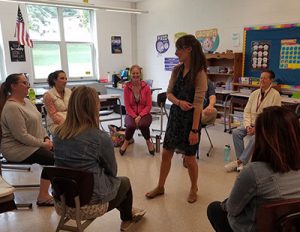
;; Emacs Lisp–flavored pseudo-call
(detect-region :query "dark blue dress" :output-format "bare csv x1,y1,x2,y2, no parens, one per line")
163,67,201,156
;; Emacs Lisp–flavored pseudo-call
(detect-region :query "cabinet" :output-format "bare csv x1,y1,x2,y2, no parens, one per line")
206,52,243,90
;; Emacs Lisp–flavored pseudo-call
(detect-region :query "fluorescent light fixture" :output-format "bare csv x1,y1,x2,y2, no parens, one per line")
105,9,142,14
0,0,149,14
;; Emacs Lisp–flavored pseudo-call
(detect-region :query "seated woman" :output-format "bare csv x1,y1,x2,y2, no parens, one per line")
43,70,71,134
119,65,154,155
0,74,54,206
53,86,146,231
207,106,300,232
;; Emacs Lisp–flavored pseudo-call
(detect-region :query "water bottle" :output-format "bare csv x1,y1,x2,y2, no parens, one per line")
28,88,36,104
224,145,231,162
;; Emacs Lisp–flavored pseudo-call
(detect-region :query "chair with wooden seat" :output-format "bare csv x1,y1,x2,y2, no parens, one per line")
43,166,108,232
196,124,214,159
256,198,300,232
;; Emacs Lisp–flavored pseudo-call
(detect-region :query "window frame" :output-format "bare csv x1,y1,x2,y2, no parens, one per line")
26,4,97,83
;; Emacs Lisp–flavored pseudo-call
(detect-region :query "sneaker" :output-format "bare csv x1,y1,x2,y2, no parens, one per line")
224,161,239,172
120,208,146,231
237,163,244,172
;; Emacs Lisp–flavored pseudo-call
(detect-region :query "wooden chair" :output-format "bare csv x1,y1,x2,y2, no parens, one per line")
256,198,300,232
43,166,108,232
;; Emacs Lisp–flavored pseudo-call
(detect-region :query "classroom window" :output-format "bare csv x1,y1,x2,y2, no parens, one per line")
27,5,96,82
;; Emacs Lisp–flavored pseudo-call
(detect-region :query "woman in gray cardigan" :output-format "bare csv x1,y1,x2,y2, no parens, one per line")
0,73,54,206
53,86,146,231
207,106,300,232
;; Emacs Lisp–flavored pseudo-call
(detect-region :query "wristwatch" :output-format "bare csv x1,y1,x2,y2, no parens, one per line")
191,129,199,134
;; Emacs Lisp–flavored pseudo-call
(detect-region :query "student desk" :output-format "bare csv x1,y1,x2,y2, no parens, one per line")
99,94,123,127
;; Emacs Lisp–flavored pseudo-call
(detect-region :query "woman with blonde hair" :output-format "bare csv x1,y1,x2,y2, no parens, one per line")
54,86,146,231
119,64,154,156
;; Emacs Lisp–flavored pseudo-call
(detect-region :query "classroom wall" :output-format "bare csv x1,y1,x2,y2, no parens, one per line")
136,0,300,95
0,0,135,82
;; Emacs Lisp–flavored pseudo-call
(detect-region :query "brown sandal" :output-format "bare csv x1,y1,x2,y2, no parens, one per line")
145,187,165,199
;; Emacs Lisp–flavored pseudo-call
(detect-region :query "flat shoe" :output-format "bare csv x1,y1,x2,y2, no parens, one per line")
37,198,54,207
145,187,164,199
119,147,127,156
148,148,155,156
187,192,197,204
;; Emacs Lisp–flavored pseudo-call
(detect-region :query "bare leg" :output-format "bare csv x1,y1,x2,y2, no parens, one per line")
146,148,173,198
37,178,52,201
185,155,198,203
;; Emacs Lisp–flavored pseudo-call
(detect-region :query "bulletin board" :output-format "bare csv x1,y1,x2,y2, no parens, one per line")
243,24,300,86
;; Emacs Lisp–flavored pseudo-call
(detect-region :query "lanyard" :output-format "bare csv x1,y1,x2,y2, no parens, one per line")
256,88,271,112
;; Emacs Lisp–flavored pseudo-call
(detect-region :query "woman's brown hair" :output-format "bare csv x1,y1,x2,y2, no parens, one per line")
175,34,207,83
55,86,99,139
251,106,300,172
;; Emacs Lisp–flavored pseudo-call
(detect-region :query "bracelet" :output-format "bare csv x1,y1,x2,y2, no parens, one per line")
43,136,50,142
191,129,199,134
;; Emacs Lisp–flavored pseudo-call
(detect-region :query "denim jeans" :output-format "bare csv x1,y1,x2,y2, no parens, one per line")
232,127,255,163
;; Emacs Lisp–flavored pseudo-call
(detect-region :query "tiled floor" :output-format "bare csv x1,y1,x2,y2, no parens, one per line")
0,116,239,232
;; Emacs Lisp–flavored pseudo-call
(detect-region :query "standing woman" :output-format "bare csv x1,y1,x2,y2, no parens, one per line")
0,74,54,206
43,70,72,134
119,65,154,156
146,35,207,203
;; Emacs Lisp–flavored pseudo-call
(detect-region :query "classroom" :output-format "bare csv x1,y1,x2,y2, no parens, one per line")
0,0,300,232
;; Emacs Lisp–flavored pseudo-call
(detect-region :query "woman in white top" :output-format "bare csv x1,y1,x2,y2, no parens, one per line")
43,70,71,134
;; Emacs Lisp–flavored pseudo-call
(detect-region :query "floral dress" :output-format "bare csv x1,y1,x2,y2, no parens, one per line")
163,67,202,155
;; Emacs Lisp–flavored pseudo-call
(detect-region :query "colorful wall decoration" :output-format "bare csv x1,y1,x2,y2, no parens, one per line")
243,23,300,85
195,28,219,53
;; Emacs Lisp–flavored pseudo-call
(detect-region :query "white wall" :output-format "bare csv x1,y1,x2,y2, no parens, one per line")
136,0,300,96
0,0,135,82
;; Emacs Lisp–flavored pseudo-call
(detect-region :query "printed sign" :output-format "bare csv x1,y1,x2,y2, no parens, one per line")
279,39,300,69
111,36,122,54
195,28,220,53
9,41,26,62
251,41,270,70
164,57,179,71
156,34,169,54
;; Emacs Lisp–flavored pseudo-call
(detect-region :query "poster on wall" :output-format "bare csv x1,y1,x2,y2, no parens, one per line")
279,39,300,69
9,41,26,62
164,57,179,71
111,36,122,54
174,32,187,42
195,28,219,53
156,34,169,54
250,41,270,70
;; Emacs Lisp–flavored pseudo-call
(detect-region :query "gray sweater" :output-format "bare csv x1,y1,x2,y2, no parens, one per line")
53,128,121,204
1,98,47,162
225,162,300,232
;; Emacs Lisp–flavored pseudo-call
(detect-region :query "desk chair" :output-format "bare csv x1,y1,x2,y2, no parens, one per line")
150,92,168,153
196,124,214,159
43,166,108,232
256,198,300,232
0,175,16,213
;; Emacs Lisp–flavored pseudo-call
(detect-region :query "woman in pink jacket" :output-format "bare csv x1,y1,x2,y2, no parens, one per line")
119,65,155,156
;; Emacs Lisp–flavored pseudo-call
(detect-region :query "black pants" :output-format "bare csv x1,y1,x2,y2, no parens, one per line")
22,148,54,179
107,176,133,221
207,201,233,232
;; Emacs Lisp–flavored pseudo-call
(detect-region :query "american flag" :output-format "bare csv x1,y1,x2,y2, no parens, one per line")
15,6,33,48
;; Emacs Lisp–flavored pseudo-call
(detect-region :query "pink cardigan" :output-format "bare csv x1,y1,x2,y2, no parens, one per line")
124,81,152,118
